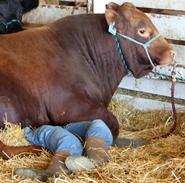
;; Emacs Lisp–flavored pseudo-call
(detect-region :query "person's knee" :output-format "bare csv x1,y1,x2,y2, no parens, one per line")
24,125,84,156
56,133,83,156
86,119,113,146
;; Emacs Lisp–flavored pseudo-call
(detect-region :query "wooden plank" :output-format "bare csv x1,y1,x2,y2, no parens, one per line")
24,3,185,42
113,93,185,111
119,75,185,100
87,0,93,13
23,5,87,24
172,44,185,64
43,0,58,4
150,45,184,66
59,0,87,7
93,0,185,13
147,14,185,41
59,0,87,2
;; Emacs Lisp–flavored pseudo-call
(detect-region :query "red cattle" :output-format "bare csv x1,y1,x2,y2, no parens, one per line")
0,3,173,180
0,2,174,179
0,2,174,139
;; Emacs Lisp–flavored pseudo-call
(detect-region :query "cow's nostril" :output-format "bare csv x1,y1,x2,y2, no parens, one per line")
170,50,176,58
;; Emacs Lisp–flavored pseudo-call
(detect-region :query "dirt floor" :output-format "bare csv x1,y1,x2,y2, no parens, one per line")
0,100,184,183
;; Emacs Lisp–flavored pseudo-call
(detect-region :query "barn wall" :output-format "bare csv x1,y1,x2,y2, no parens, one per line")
23,0,92,24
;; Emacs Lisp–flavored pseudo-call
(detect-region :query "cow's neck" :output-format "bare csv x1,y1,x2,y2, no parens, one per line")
79,14,128,105
53,14,127,105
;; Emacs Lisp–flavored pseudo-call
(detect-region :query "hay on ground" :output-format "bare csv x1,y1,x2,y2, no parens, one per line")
0,100,184,183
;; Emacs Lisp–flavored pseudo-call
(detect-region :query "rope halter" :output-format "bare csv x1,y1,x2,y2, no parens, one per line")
108,22,178,136
0,19,21,33
108,22,160,70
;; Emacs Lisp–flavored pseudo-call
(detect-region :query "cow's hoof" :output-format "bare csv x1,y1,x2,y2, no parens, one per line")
114,138,148,148
65,156,95,173
15,168,50,182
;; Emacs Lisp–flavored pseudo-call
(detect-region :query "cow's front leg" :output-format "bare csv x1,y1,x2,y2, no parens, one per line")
15,151,71,182
0,140,42,160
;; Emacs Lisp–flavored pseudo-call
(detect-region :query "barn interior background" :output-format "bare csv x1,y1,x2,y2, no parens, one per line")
23,0,93,24
0,0,185,183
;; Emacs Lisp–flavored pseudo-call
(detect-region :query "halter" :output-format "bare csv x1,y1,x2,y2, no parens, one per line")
108,22,160,71
109,22,179,136
0,19,22,33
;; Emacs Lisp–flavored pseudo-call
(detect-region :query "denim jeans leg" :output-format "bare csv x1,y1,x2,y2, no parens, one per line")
64,121,91,139
24,125,83,156
85,119,113,146
64,119,113,146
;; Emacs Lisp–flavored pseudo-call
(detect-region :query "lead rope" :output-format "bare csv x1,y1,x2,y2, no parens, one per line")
169,62,177,134
162,62,177,137
114,35,178,137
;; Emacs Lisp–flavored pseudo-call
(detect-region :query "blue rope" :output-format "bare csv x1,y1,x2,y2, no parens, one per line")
1,19,21,29
116,32,160,69
152,71,185,83
114,35,185,83
109,23,185,83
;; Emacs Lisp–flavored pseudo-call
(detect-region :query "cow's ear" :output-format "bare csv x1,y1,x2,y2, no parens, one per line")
105,9,119,25
105,2,119,11
20,0,39,13
122,2,136,10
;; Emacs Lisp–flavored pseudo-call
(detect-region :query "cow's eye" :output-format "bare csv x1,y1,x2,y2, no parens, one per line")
138,28,146,35
137,27,150,38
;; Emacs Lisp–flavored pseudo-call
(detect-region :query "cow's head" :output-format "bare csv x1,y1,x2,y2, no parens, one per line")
0,0,38,34
105,2,175,78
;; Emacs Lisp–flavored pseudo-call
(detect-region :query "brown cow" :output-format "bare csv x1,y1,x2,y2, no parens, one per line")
0,2,174,181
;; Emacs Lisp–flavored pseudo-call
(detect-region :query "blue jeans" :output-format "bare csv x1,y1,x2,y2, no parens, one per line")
24,119,113,156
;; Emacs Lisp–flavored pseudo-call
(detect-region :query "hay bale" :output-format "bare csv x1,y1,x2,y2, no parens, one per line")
0,100,184,183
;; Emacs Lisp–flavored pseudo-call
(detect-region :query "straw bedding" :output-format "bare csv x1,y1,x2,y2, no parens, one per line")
0,100,184,183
